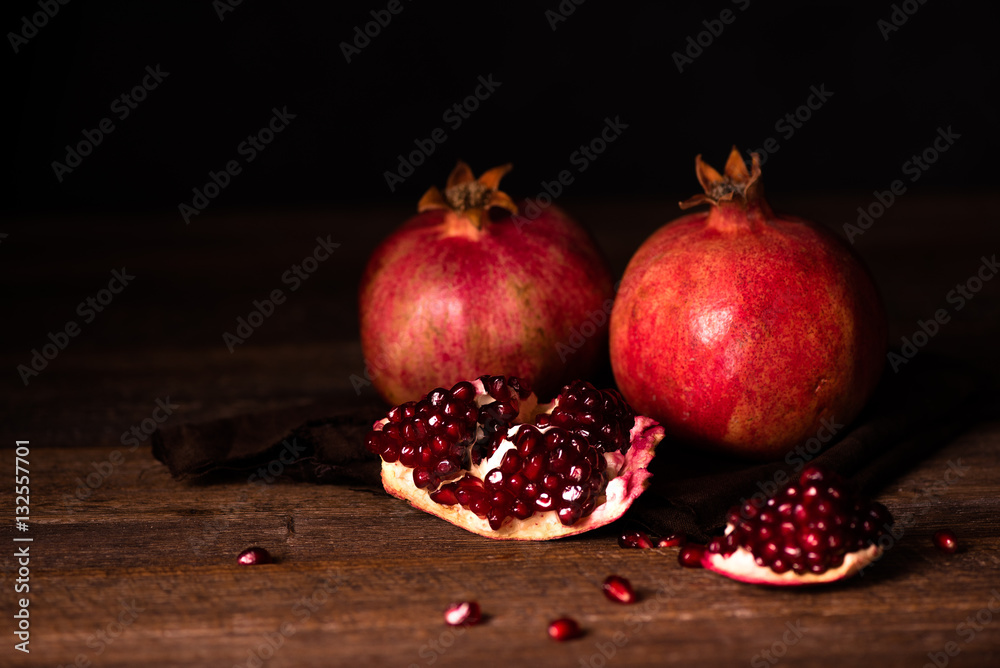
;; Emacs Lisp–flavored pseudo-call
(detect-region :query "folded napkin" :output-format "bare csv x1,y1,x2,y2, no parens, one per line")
152,355,986,541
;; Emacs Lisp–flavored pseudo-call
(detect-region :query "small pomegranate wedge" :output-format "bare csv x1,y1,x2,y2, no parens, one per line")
702,465,893,585
366,375,664,540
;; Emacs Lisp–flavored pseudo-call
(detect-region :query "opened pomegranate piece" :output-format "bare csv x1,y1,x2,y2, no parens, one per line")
702,465,893,585
366,375,663,540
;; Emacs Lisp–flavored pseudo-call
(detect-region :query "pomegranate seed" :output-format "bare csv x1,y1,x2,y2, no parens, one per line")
430,486,459,506
658,534,686,548
443,601,482,626
547,617,582,641
933,529,959,554
618,530,655,549
678,545,705,568
237,547,272,565
601,575,637,604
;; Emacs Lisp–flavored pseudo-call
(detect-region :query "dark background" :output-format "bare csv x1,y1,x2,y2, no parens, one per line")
3,0,999,397
7,0,998,212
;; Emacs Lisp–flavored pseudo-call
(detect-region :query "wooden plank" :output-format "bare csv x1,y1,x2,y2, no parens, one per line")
4,421,999,667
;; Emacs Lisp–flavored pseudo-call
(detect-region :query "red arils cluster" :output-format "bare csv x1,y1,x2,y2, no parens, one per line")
709,465,893,575
366,376,530,492
432,424,608,529
536,380,635,453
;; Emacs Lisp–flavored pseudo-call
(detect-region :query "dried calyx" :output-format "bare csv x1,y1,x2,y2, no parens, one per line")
417,161,518,230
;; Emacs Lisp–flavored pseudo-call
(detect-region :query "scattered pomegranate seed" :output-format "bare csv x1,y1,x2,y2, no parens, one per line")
547,617,582,641
933,529,959,554
237,547,272,565
601,575,637,604
678,545,705,568
658,534,686,548
443,601,482,626
618,530,655,549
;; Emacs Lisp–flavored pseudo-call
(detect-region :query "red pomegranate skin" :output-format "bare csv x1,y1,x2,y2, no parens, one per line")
360,205,614,405
610,161,886,459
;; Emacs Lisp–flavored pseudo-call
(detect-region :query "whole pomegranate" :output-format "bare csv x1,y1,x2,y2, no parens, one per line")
610,149,886,459
360,162,614,404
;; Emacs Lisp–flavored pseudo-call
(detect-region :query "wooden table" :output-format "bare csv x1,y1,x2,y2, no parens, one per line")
2,195,998,666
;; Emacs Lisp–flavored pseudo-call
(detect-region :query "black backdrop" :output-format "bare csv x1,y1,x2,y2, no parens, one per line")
7,0,999,214
4,0,1000,372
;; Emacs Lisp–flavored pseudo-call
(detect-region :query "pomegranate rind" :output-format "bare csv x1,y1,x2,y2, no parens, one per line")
378,415,663,540
700,524,883,585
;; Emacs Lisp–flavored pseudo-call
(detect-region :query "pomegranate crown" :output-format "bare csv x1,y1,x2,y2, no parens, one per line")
679,147,765,210
418,161,519,229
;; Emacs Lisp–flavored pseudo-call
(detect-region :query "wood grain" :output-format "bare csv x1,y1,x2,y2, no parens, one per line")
1,395,998,667
1,197,998,666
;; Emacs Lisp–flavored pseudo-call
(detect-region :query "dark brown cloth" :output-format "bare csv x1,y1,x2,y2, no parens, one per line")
152,355,988,541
